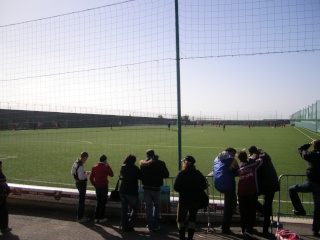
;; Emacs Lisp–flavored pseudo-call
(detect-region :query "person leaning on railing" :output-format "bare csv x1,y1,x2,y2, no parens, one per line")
248,146,279,237
288,140,320,237
212,147,239,234
139,149,169,232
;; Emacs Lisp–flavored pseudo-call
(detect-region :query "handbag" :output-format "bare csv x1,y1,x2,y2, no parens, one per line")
109,179,121,201
198,190,209,210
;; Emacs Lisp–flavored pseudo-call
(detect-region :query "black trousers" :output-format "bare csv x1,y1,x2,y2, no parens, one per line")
256,191,275,232
0,197,9,230
239,193,258,234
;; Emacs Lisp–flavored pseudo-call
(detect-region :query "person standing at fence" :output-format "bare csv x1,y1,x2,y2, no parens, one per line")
90,154,114,224
71,151,90,223
288,140,320,237
248,146,279,236
139,149,169,232
0,161,11,234
119,154,142,231
174,156,207,240
237,150,262,238
213,147,239,234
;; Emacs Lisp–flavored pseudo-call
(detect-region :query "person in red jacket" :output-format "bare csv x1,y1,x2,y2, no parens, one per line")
237,150,262,238
90,154,114,223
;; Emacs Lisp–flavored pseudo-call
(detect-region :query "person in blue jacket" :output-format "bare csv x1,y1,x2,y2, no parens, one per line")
213,147,239,234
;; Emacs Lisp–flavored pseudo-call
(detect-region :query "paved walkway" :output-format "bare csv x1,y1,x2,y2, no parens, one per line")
0,204,316,240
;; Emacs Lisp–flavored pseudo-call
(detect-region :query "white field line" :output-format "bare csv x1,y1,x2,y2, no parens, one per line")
106,144,246,150
302,127,320,138
11,178,75,187
0,155,17,160
294,127,316,140
80,140,93,144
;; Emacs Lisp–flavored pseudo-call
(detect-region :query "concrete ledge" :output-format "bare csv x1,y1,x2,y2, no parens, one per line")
7,183,311,225
7,183,224,217
9,183,96,204
8,183,121,215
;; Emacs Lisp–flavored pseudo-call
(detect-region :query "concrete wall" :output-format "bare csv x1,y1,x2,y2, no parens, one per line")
0,109,176,130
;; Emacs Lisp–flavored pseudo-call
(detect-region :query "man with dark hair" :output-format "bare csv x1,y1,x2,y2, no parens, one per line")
119,154,142,231
289,140,320,237
248,146,279,236
71,151,90,223
140,149,169,232
90,154,114,224
213,147,239,234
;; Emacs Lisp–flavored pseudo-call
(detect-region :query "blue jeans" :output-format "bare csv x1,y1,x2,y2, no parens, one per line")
94,186,108,220
76,181,87,219
144,189,160,229
289,181,320,232
120,194,139,230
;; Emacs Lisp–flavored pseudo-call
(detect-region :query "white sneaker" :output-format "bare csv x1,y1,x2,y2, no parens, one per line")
99,218,108,223
77,217,90,223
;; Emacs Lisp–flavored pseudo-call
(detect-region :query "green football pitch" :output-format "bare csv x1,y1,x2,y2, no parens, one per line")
0,125,319,192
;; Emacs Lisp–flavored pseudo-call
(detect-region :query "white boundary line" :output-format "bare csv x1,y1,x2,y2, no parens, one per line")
0,155,17,160
294,127,316,140
11,178,75,187
301,128,320,137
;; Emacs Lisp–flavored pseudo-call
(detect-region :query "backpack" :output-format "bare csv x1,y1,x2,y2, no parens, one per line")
71,160,82,180
276,229,301,240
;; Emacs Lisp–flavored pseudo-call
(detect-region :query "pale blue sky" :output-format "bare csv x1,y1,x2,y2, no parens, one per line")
0,0,319,120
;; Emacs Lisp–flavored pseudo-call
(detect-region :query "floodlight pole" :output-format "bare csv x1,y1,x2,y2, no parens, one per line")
175,0,182,170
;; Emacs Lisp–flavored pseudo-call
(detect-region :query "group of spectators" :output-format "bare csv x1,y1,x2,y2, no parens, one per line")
70,150,170,231
70,149,208,240
1,140,320,239
68,141,320,239
212,146,279,238
212,140,320,238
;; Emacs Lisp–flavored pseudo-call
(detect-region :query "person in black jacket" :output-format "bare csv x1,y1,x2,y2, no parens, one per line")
119,154,142,231
289,140,320,237
140,149,169,232
0,161,11,234
174,156,207,240
248,146,279,236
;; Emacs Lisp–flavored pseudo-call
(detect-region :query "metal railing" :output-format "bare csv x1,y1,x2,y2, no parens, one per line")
137,176,224,218
277,174,313,227
136,174,313,225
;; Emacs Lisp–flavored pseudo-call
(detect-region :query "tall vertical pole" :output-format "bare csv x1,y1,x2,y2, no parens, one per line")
316,101,318,132
175,0,182,170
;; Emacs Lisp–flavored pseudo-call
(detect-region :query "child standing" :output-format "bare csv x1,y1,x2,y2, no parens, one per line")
237,150,262,238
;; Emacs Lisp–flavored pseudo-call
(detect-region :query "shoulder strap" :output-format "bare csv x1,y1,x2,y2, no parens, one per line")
73,160,82,180
115,179,120,191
